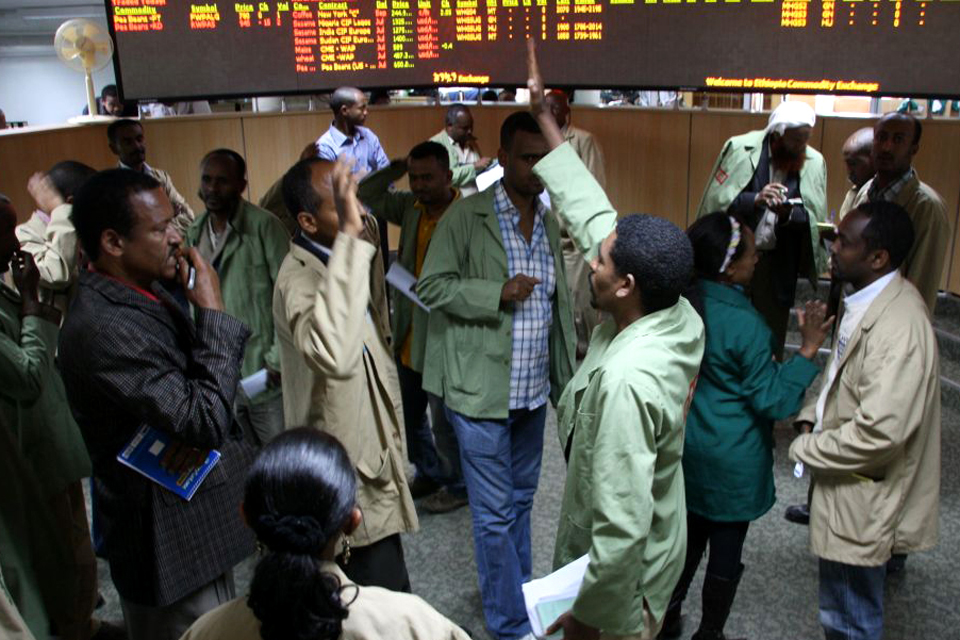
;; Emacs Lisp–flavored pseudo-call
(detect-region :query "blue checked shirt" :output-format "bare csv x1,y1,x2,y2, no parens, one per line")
317,123,389,178
493,181,556,410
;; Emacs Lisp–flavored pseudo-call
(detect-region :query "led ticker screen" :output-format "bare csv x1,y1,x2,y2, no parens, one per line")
107,0,959,100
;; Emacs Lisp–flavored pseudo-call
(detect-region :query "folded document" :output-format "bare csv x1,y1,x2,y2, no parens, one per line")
522,554,590,638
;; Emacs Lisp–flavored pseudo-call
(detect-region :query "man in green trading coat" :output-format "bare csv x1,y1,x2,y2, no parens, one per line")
186,149,290,446
0,200,94,640
696,102,827,357
526,43,705,640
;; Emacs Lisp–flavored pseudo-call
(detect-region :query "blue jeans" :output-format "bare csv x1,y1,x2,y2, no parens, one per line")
819,558,886,640
446,405,547,640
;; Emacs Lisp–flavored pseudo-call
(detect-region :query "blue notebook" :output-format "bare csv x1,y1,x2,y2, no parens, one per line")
117,425,220,501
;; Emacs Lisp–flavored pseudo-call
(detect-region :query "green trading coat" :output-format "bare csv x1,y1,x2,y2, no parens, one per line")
684,280,818,522
357,163,460,373
417,184,577,421
534,143,706,636
186,199,290,404
696,129,828,278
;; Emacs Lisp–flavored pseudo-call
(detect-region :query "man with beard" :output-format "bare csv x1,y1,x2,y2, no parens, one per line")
185,149,290,446
850,112,949,315
430,104,492,197
417,111,577,640
357,141,468,513
696,102,827,357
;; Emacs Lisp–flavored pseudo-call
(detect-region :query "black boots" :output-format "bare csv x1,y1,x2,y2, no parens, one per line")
690,564,745,640
658,599,684,638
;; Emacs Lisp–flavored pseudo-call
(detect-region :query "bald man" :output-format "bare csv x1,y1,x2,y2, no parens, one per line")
838,127,874,220
430,104,492,197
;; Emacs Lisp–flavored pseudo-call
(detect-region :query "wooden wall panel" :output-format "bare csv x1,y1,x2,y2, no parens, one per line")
239,111,328,203
4,108,960,296
573,108,691,230
0,125,115,221
140,116,245,217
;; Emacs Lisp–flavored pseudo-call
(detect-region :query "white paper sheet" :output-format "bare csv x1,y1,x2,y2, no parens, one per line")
521,554,590,637
476,163,504,192
240,369,269,399
386,261,430,312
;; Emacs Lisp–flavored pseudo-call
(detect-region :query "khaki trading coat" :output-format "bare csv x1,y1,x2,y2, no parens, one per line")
273,232,418,548
789,274,940,567
852,172,950,315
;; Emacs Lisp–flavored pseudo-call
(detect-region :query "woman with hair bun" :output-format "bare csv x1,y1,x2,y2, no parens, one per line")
179,428,470,640
658,212,832,640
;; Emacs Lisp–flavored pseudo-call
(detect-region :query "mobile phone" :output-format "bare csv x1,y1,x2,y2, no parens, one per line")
787,197,804,206
187,266,197,291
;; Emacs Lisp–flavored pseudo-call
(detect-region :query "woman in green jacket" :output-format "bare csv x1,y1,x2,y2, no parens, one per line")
660,212,832,640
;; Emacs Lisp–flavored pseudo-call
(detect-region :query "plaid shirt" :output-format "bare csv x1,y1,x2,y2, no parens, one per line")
868,167,915,203
494,181,556,410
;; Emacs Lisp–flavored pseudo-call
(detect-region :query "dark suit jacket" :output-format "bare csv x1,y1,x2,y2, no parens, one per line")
58,270,255,606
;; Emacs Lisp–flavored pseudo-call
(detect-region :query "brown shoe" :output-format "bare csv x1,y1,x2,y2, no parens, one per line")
423,487,469,514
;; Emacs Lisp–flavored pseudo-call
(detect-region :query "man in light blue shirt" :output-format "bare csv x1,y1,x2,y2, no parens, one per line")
317,87,390,262
316,87,389,178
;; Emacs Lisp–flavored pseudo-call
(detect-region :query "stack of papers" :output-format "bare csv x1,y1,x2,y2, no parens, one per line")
521,554,590,638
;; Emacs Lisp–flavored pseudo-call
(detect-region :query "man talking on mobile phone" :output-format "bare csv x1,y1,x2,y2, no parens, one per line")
57,169,256,640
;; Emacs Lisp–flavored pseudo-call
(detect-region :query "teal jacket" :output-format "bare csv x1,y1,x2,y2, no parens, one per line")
535,143,706,636
186,199,290,403
358,163,460,373
685,280,818,522
696,129,828,278
417,185,577,420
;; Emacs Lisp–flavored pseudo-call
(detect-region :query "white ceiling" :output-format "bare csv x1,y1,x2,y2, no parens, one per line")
0,1,108,56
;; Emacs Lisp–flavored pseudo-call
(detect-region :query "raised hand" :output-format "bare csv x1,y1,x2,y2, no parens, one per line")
332,156,364,238
27,172,64,214
526,38,564,149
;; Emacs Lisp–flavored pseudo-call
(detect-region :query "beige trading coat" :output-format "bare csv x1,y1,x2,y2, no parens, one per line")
179,562,470,640
789,274,940,566
852,172,950,315
272,232,418,548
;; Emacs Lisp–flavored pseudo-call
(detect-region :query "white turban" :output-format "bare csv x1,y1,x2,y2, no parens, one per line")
766,101,816,136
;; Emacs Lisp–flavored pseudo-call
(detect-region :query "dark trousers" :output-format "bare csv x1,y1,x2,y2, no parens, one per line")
396,361,464,492
673,512,750,602
338,533,411,593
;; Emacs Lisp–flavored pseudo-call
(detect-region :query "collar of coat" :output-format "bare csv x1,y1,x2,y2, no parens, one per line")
186,198,258,246
699,279,751,309
78,269,196,340
833,271,906,371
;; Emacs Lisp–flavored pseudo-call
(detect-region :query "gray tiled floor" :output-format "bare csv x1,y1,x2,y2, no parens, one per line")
91,402,960,640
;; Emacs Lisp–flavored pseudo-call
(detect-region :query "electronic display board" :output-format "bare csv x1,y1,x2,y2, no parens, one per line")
107,0,960,101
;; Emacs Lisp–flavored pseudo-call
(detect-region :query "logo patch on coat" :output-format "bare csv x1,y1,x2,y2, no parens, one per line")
715,168,729,185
